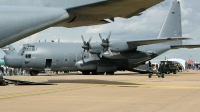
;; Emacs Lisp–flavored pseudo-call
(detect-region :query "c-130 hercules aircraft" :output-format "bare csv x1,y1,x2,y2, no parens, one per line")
3,1,200,76
0,0,164,47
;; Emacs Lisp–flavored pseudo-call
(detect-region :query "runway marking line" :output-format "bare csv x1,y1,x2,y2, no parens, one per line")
107,84,200,89
0,84,104,100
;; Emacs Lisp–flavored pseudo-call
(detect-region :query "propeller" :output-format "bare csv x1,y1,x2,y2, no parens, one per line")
81,35,92,59
99,31,113,57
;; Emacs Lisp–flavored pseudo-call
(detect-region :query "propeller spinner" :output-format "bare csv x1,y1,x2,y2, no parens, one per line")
99,32,113,57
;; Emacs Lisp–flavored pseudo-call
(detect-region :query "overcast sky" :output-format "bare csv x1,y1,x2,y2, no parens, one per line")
1,0,200,63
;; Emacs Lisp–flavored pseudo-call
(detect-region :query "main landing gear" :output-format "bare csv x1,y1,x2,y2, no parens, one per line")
30,70,39,76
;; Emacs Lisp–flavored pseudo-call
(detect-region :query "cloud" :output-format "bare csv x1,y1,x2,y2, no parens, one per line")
1,0,200,62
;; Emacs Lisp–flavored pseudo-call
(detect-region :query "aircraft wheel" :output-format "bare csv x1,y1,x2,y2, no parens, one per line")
82,71,90,75
91,71,97,75
0,70,4,86
30,70,39,76
0,80,5,86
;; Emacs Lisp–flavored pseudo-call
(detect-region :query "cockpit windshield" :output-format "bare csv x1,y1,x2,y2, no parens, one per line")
21,44,36,56
25,45,36,51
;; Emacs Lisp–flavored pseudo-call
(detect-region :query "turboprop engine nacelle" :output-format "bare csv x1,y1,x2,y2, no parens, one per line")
75,58,98,71
75,58,117,72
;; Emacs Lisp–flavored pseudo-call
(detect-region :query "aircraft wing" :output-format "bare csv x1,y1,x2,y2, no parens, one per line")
59,0,164,27
127,38,190,48
171,45,200,49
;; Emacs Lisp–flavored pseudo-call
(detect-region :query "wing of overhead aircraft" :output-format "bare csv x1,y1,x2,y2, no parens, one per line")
58,0,164,27
0,0,164,47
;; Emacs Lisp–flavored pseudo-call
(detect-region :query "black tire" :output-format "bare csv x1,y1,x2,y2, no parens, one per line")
173,70,177,74
97,72,105,75
148,73,152,78
161,73,165,78
0,79,5,86
91,71,97,75
30,70,39,76
82,71,90,75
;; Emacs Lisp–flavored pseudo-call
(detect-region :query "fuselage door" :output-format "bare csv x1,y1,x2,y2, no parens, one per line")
45,59,52,68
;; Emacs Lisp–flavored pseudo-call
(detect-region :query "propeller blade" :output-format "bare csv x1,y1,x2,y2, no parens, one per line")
88,36,92,43
81,35,85,43
58,38,60,42
99,33,103,41
108,47,113,56
80,50,83,58
106,31,111,41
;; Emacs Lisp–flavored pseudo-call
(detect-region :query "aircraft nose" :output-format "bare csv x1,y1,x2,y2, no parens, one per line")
4,55,23,68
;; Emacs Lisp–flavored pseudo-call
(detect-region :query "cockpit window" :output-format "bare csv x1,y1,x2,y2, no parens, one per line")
25,54,31,58
26,46,36,51
21,47,26,55
21,44,36,55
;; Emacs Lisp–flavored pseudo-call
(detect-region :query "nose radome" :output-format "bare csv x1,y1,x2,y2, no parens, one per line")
4,55,23,68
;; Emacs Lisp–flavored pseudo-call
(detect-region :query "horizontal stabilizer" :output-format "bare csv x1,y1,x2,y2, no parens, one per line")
171,45,200,49
127,37,190,47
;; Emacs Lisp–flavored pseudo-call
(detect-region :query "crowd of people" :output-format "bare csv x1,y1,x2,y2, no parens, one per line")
0,65,29,76
188,63,200,70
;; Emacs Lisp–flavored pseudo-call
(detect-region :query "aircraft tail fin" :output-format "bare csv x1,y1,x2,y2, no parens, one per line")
158,0,182,45
2,45,17,55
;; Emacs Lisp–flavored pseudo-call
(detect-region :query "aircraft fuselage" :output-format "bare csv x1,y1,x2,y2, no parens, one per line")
4,42,170,72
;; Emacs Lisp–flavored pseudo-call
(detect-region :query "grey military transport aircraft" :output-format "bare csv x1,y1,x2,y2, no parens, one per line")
2,1,200,76
0,0,164,47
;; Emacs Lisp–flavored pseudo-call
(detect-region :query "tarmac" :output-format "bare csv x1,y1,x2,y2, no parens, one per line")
1,70,200,112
